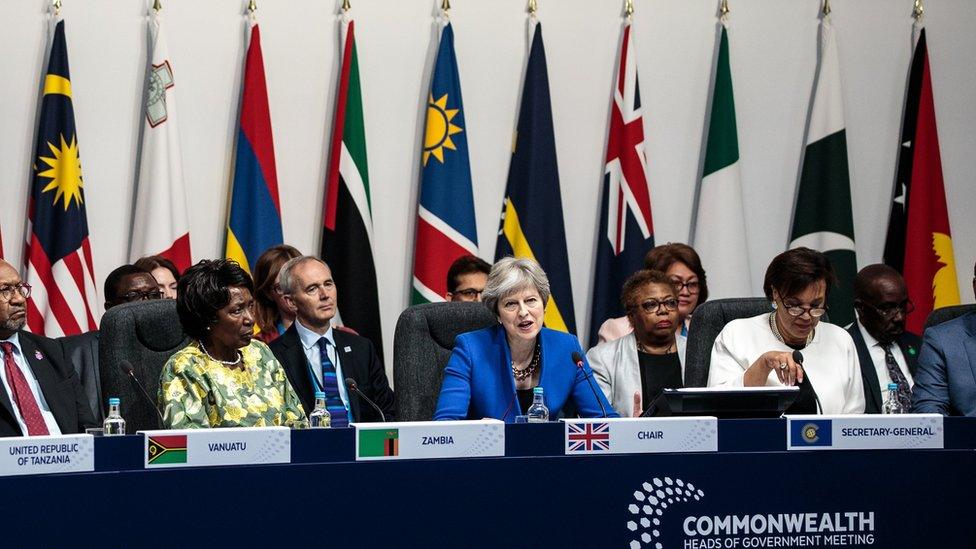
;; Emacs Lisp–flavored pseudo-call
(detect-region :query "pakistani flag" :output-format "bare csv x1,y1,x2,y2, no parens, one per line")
322,17,383,358
789,18,856,327
690,23,751,298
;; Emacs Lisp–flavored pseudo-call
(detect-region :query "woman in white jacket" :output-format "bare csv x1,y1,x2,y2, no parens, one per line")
587,270,685,417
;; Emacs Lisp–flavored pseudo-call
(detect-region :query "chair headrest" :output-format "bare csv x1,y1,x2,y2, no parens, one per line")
101,299,185,352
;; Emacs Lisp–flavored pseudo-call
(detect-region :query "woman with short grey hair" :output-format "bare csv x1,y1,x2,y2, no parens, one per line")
434,257,617,422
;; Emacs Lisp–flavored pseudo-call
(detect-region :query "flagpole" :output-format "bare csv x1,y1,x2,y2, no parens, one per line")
625,0,634,20
153,0,161,12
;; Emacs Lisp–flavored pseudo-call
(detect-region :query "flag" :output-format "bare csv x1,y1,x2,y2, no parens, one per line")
566,422,611,453
789,17,856,327
129,13,192,272
24,19,99,337
358,428,399,458
495,22,576,334
147,434,187,464
884,26,959,333
323,18,383,356
225,22,282,274
411,22,478,305
588,22,655,346
690,23,751,299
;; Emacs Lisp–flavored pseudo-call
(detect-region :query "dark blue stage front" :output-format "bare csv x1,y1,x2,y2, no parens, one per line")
2,419,974,547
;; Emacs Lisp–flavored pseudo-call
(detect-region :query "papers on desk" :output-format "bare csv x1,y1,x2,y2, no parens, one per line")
0,434,94,476
786,414,944,450
353,419,504,461
560,417,718,455
138,426,290,468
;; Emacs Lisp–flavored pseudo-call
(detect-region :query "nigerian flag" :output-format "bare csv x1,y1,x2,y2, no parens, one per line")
690,22,751,299
789,17,856,327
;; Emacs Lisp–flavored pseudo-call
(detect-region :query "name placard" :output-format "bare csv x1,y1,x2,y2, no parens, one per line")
561,417,718,455
0,434,94,477
786,414,943,450
139,427,291,468
354,420,504,461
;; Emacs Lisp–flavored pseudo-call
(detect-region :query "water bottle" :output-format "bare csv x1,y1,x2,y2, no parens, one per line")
103,397,126,435
526,387,549,423
882,383,905,414
308,391,331,428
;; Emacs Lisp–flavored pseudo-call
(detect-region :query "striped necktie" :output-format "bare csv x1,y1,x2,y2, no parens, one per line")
318,337,349,428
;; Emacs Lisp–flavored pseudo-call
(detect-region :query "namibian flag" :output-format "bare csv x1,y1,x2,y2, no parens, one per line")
495,22,576,335
359,428,398,458
225,22,283,274
147,435,187,464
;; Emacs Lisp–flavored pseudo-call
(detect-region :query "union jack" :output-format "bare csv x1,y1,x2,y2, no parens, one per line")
567,422,611,452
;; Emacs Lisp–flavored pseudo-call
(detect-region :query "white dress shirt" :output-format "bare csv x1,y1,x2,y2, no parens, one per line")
294,320,352,414
856,318,914,396
0,333,62,435
707,313,865,414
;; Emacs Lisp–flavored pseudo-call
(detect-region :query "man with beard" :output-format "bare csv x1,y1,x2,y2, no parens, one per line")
848,264,921,414
0,259,96,436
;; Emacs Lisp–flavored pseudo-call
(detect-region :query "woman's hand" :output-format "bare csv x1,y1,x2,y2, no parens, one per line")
744,351,804,387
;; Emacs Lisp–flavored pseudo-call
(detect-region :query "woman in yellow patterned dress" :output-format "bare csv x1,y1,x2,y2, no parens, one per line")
159,259,307,428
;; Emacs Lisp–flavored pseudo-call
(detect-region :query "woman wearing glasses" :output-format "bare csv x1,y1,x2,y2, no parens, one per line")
587,270,684,417
708,248,864,414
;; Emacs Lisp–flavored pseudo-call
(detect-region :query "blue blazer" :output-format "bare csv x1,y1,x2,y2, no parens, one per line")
911,312,976,416
434,325,618,422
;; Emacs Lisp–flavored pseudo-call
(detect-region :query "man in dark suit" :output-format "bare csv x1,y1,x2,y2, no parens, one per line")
848,264,921,413
912,261,976,416
0,259,96,437
58,265,162,421
270,256,394,425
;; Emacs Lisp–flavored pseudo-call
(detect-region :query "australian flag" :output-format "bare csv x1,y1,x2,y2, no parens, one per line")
24,19,99,337
588,23,655,347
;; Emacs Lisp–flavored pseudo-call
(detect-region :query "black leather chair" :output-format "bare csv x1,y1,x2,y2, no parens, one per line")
684,298,774,387
924,304,976,330
99,300,189,432
393,302,497,421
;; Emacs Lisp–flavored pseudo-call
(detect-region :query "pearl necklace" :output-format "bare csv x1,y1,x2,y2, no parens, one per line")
199,341,242,366
768,312,813,347
637,339,675,355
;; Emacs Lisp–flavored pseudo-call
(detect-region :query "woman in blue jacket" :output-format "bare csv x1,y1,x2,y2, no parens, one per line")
434,257,618,422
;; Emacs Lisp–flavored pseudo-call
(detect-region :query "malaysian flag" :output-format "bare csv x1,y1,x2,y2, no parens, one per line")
25,19,99,337
567,422,611,453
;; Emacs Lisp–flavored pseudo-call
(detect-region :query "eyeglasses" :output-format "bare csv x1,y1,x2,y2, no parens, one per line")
0,283,31,302
863,299,915,318
669,278,700,294
636,298,678,313
782,304,828,318
120,289,163,302
454,288,484,300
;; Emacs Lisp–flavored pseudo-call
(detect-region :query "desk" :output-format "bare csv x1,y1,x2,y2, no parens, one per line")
2,418,974,547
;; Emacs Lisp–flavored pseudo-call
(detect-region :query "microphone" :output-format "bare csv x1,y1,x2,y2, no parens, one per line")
345,378,386,422
791,350,823,414
120,360,165,428
572,352,607,418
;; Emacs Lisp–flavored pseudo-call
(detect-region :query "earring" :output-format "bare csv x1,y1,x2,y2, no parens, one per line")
771,302,778,310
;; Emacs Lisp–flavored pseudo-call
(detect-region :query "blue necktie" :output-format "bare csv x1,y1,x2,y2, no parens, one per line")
318,337,350,427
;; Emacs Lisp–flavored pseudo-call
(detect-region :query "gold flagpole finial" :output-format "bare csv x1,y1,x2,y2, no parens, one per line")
720,0,730,18
913,0,924,21
53,0,62,15
822,0,831,16
342,0,351,13
441,0,451,13
528,0,538,16
625,0,634,19
247,0,257,14
153,0,162,13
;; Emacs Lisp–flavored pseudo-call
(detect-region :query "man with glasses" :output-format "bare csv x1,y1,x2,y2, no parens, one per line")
445,255,491,302
0,259,96,437
848,265,920,414
59,265,161,421
912,260,976,416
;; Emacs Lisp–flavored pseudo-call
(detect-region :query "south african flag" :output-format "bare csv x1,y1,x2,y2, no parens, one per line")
147,434,187,464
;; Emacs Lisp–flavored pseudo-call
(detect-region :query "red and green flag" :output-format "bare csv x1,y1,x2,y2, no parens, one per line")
147,435,187,464
359,428,399,458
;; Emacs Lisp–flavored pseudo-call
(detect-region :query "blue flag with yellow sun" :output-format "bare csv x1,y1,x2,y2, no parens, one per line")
25,18,100,336
495,22,576,334
411,22,479,304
